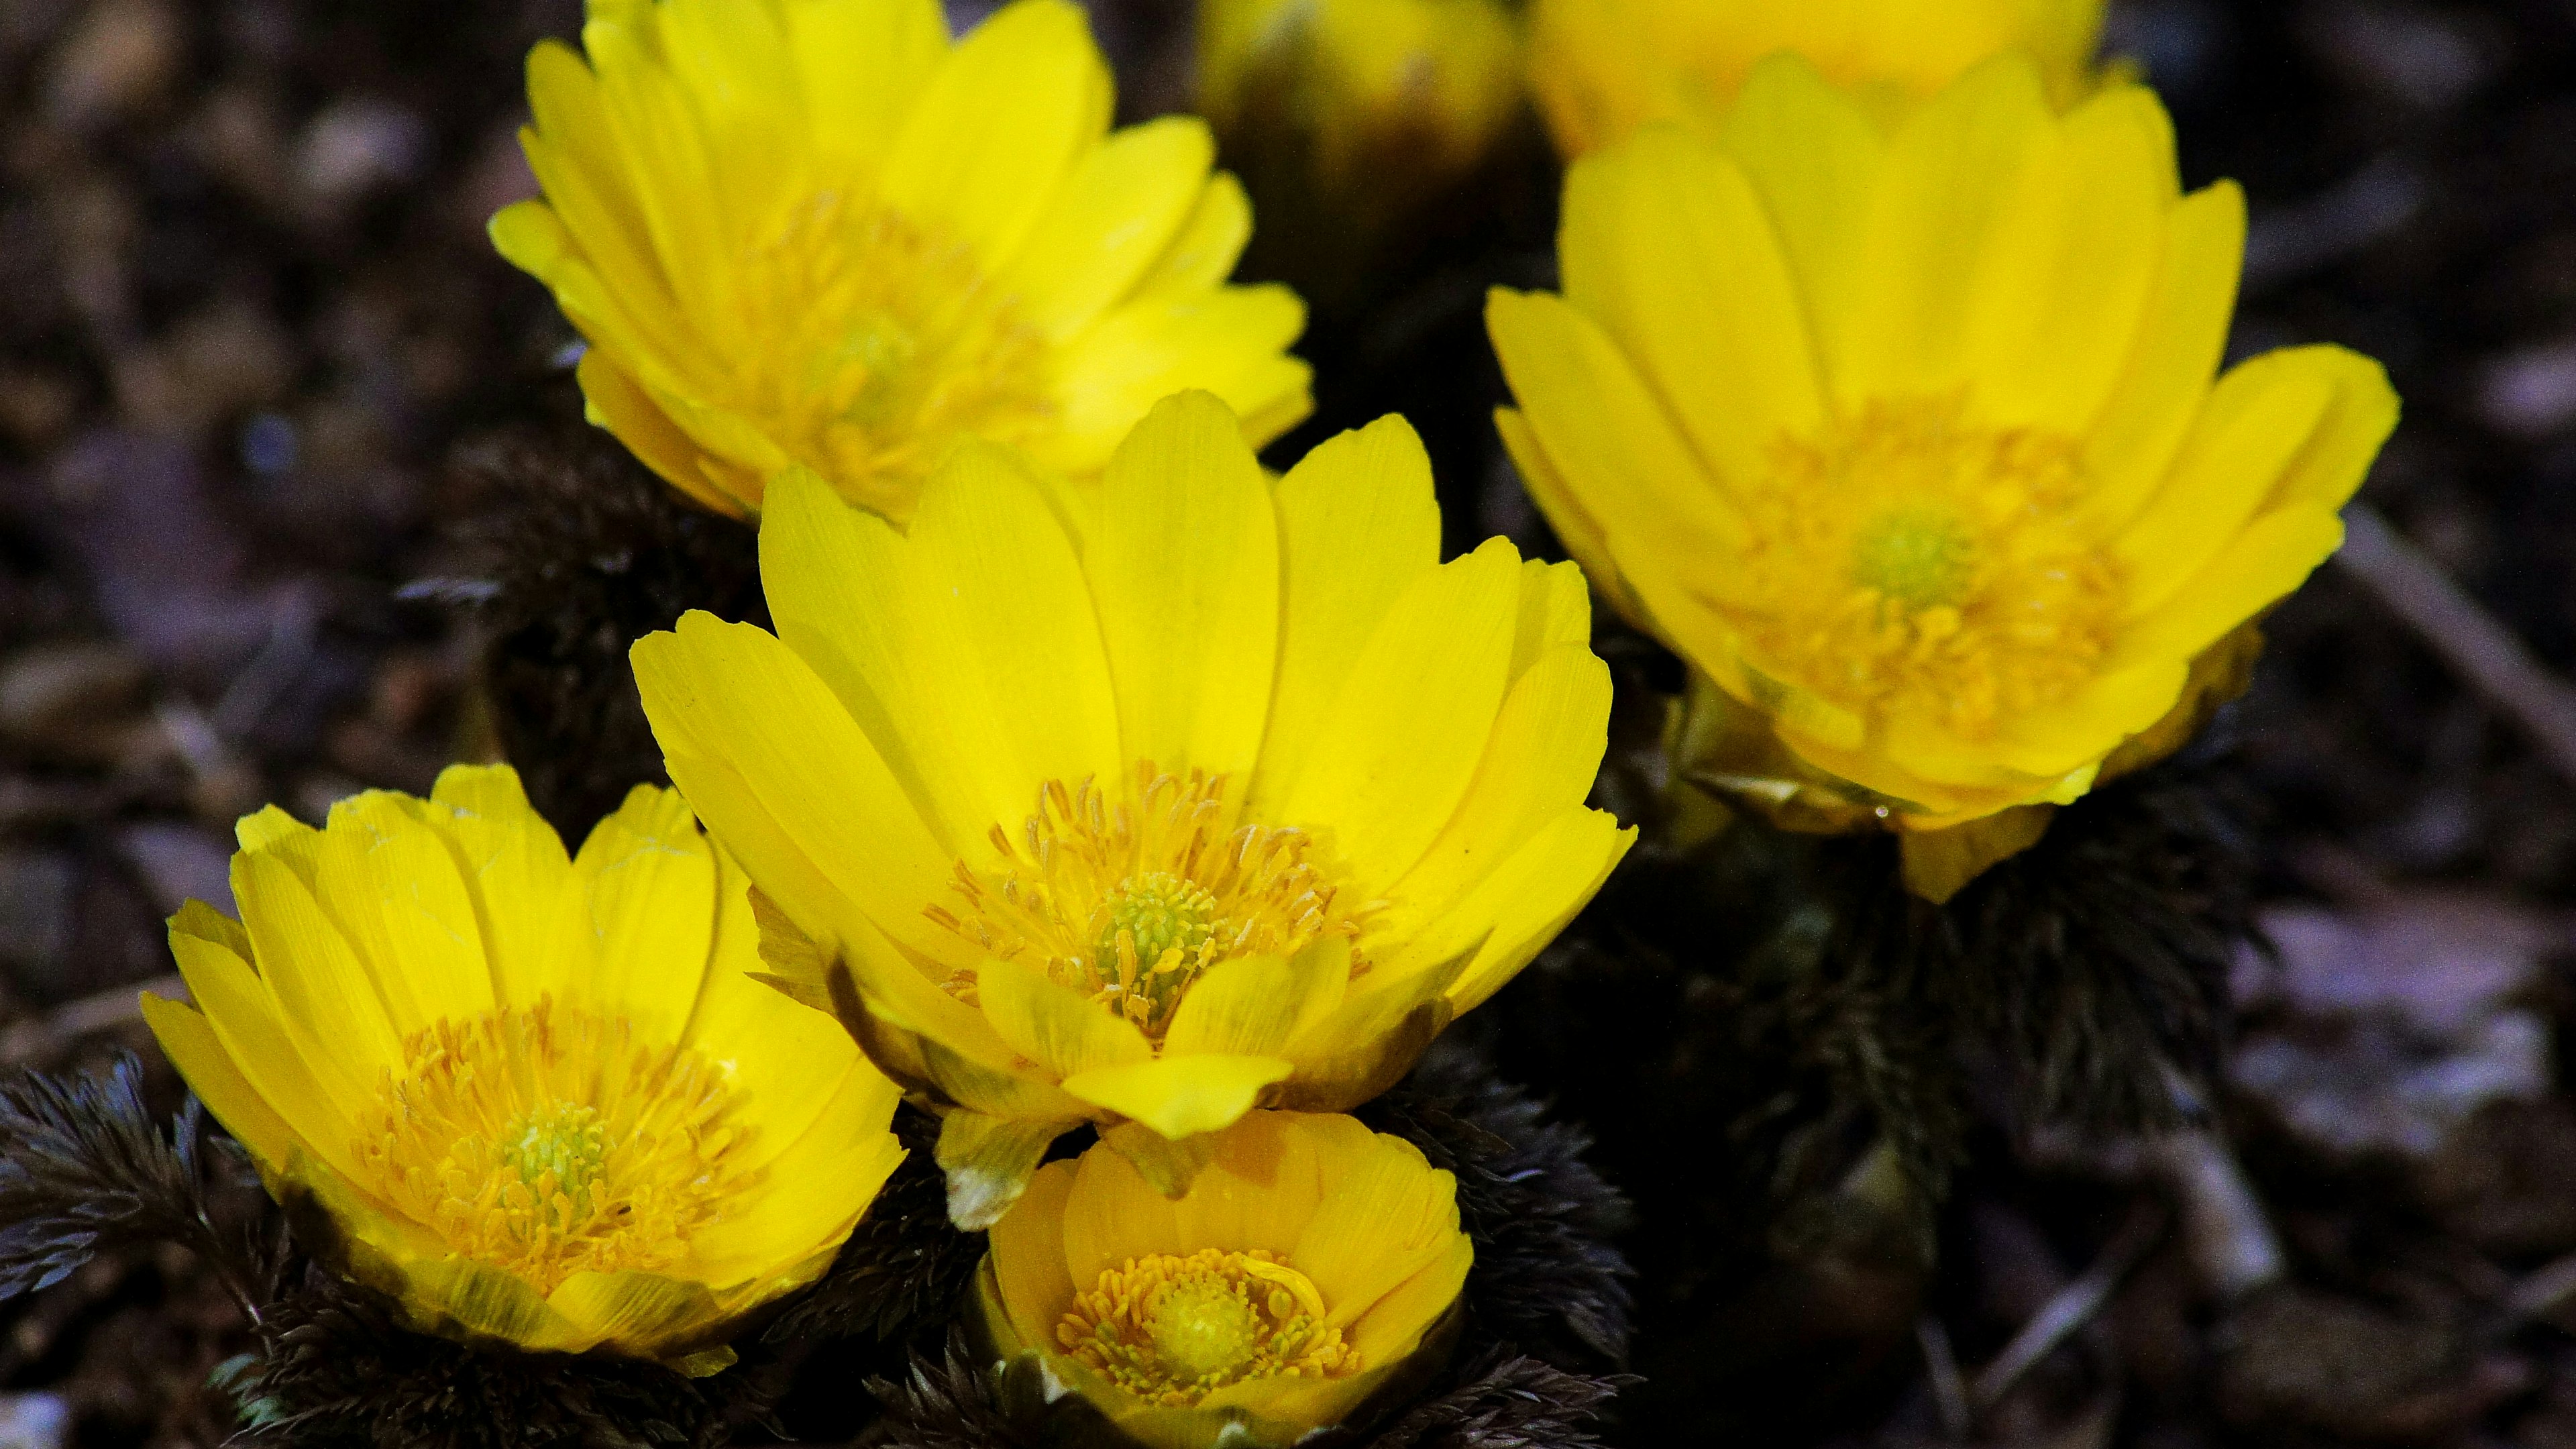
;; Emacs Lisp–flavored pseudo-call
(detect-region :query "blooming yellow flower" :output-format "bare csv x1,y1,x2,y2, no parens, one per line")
977,1111,1470,1448
140,767,906,1371
632,390,1631,1226
490,0,1311,522
1527,0,2108,155
1489,58,2397,898
1199,0,1525,213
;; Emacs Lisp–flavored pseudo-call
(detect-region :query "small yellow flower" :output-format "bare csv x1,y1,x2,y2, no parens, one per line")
632,390,1631,1226
140,767,907,1371
1489,59,2397,898
491,0,1311,522
976,1111,1470,1448
1528,0,2108,155
1198,0,1525,217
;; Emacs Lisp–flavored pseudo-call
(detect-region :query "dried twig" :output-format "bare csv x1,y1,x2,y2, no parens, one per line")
1918,1315,1972,1441
1969,1201,2168,1415
2337,503,2576,788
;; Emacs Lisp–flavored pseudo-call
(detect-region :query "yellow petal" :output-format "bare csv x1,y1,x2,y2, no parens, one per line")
975,955,1155,1079
1485,288,1743,655
687,1061,904,1280
987,1158,1079,1348
1132,170,1253,301
553,784,716,1038
1291,1134,1459,1329
902,441,1124,838
1090,391,1281,780
1956,83,2174,432
546,1270,725,1356
1386,647,1612,938
788,0,950,178
311,792,496,1036
1560,123,1826,490
1003,116,1217,340
235,849,405,1077
2114,353,2336,615
165,923,368,1180
396,1257,588,1354
2117,508,2349,667
1439,808,1633,1014
425,765,576,1013
139,994,297,1170
1717,55,1884,380
574,348,749,516
1343,1235,1472,1364
1046,284,1312,470
1838,56,2051,406
1059,1054,1294,1142
1255,417,1442,812
2076,181,2245,531
878,0,1112,271
1169,1110,1343,1257
1277,539,1522,892
632,612,960,969
1057,1133,1184,1279
1161,951,1332,1060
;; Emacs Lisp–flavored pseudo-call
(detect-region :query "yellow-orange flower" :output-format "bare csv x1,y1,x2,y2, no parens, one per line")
1489,58,2396,898
633,391,1631,1226
492,0,1310,521
1527,0,2108,155
142,767,906,1370
977,1111,1470,1448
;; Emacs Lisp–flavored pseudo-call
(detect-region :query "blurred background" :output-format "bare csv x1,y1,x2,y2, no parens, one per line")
3,0,2576,1444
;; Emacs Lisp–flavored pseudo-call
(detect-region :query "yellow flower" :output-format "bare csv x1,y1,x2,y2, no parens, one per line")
140,767,907,1371
976,1111,1470,1448
1527,0,2108,155
1488,59,2396,899
632,390,1631,1226
490,0,1312,522
1198,0,1525,213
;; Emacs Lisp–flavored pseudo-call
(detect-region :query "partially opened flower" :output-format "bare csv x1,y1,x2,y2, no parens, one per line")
1489,58,2396,899
976,1111,1470,1448
1527,0,2108,156
633,390,1631,1226
1199,0,1524,218
140,767,906,1371
491,0,1311,521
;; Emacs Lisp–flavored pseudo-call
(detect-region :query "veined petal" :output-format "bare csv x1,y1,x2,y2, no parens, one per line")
975,956,1155,1080
879,0,1111,271
1090,391,1281,781
633,613,960,967
1256,417,1442,812
1059,1055,1294,1142
902,442,1125,840
1003,117,1218,340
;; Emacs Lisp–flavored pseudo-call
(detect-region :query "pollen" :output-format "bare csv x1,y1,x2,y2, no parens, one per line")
1731,396,2123,741
1057,1248,1359,1407
352,997,760,1295
736,192,1058,511
926,761,1379,1036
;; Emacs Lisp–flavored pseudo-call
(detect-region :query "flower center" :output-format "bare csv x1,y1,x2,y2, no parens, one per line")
352,997,760,1294
927,762,1378,1038
1058,1248,1359,1407
738,191,1057,516
1730,396,2123,741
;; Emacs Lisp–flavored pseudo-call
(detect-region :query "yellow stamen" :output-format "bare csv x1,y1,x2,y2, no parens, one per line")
1057,1248,1358,1407
353,996,759,1294
926,761,1378,1036
739,192,1057,502
1733,396,2122,740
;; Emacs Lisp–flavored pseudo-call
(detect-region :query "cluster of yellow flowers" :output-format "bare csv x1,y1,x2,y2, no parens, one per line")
133,0,2395,1444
